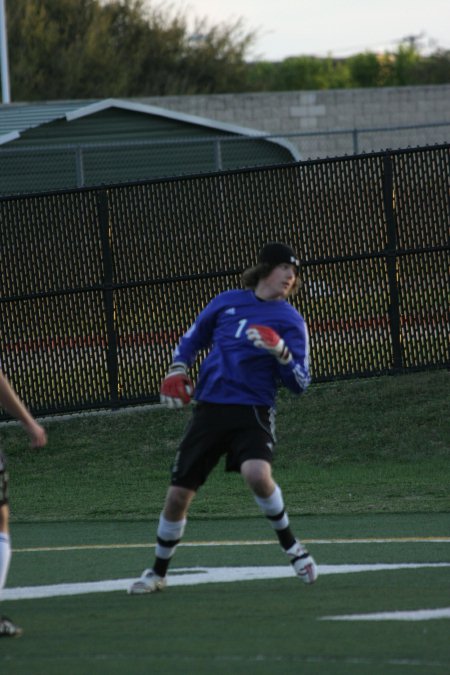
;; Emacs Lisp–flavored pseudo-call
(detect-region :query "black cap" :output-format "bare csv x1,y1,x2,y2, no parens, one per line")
258,242,300,271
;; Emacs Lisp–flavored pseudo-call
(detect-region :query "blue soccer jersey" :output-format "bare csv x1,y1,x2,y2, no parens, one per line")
172,289,311,407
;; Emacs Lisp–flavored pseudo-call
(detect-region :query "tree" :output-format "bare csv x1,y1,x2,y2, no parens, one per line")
414,49,450,85
247,56,352,92
347,52,384,88
381,45,422,86
5,1,450,100
6,0,258,100
246,46,450,92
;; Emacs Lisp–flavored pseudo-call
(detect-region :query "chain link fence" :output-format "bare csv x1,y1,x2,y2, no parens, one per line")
0,121,448,196
0,143,448,417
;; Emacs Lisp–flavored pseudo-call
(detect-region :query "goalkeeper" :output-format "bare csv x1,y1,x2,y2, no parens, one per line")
129,242,317,594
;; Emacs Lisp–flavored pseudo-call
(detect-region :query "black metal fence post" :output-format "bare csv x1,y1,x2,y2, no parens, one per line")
75,147,85,188
352,128,359,154
97,189,119,407
383,154,403,372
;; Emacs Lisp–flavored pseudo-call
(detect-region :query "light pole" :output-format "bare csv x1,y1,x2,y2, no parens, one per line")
0,0,11,103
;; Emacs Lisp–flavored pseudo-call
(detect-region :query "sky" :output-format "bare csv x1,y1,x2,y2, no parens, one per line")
164,0,450,61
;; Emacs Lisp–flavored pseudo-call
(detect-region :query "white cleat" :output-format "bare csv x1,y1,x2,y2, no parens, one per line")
286,541,318,584
128,569,167,595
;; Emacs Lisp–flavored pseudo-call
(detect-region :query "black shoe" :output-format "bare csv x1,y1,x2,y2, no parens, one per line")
0,616,23,637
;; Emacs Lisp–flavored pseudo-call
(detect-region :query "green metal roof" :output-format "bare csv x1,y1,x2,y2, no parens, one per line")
0,98,301,159
0,100,98,140
0,98,301,195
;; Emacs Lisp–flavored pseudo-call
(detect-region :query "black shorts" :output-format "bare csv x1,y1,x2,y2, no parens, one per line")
0,450,9,506
171,402,276,491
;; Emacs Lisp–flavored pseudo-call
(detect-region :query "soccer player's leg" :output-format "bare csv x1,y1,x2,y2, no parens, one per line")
128,486,193,594
128,405,222,595
235,411,318,585
0,452,22,637
253,481,318,583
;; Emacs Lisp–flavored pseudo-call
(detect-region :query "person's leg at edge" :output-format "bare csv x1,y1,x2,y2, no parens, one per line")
128,485,196,594
240,459,318,584
0,504,11,594
0,500,22,636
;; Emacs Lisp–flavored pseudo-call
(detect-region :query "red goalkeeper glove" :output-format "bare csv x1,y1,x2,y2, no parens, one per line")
160,363,194,409
246,325,293,365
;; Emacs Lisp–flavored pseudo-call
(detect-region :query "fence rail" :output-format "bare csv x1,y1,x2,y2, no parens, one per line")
0,143,448,418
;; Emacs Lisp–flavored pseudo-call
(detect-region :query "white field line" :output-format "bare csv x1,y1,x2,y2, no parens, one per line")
12,536,450,553
321,608,450,621
3,563,450,603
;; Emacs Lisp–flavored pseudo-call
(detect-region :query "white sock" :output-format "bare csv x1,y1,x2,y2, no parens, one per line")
0,533,12,593
155,515,187,560
253,484,290,530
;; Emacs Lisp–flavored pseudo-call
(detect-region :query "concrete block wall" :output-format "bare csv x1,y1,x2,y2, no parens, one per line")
138,84,450,159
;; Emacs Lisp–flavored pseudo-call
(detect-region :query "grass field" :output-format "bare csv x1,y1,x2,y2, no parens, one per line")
1,516,449,674
0,370,449,674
